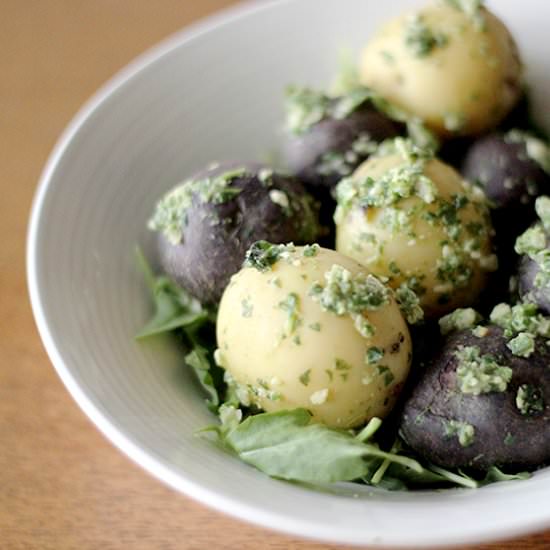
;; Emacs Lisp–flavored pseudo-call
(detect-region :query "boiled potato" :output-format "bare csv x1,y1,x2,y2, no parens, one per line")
216,243,411,429
359,1,522,137
335,145,496,317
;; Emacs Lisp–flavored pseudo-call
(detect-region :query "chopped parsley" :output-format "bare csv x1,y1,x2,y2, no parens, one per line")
244,241,286,271
507,332,535,358
490,302,550,341
454,345,512,395
299,369,311,386
309,265,389,338
515,197,550,291
439,308,482,335
285,85,372,135
148,168,246,244
377,365,395,387
302,244,320,257
442,0,486,31
516,384,544,416
443,419,475,447
334,358,352,371
394,282,424,324
366,347,384,365
279,292,301,336
404,14,448,58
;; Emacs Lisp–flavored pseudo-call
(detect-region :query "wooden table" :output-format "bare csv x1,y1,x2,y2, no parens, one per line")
2,1,549,548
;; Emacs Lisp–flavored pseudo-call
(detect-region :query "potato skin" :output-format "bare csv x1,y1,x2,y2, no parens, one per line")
400,326,550,470
359,4,522,137
462,133,550,242
216,246,412,429
284,106,401,191
156,163,320,304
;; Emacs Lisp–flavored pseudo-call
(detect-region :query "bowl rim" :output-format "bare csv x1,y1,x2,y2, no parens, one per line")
26,0,550,547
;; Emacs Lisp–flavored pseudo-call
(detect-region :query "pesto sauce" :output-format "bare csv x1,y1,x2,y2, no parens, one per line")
404,14,448,58
439,308,482,335
516,384,544,416
309,265,389,338
443,419,475,447
454,345,512,395
148,168,247,244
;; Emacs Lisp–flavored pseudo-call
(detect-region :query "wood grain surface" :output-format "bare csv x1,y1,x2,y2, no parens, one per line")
1,1,549,549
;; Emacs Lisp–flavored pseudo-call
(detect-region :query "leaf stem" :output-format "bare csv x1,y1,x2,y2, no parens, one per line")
355,417,382,442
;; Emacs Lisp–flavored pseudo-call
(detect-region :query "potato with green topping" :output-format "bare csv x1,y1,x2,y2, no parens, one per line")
359,1,522,137
335,140,496,317
400,315,550,470
283,86,402,191
215,243,412,429
148,162,321,304
517,197,550,314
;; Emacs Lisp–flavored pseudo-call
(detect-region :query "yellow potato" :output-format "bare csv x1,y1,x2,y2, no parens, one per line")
216,245,411,429
359,2,522,136
335,150,496,317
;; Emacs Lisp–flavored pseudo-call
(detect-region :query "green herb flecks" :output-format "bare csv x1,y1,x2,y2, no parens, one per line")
299,369,311,387
366,347,384,365
443,419,475,447
394,282,424,324
507,332,535,358
439,308,482,335
454,345,512,395
405,14,448,58
309,265,389,338
516,384,544,416
148,168,246,244
514,197,550,291
279,292,301,336
285,85,372,135
490,302,550,355
243,241,287,272
442,0,486,31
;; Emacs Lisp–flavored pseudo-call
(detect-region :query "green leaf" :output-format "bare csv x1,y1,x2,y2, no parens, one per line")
222,409,422,484
135,248,207,339
185,345,219,410
481,466,530,485
135,248,222,408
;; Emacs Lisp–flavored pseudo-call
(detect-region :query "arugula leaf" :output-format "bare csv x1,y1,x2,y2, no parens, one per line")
481,466,530,485
135,248,207,339
221,409,422,484
185,344,219,411
136,248,222,408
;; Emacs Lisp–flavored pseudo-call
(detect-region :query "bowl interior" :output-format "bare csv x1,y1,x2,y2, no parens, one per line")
28,0,550,547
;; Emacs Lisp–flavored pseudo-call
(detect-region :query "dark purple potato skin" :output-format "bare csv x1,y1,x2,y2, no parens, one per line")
400,326,550,471
518,253,550,315
284,107,402,192
461,133,550,245
157,162,320,305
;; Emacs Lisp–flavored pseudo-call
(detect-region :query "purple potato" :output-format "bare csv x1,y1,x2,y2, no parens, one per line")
400,326,550,471
284,106,402,192
461,133,550,243
154,162,321,304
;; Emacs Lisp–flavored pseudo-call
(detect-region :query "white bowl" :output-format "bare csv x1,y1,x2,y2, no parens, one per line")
27,0,550,547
